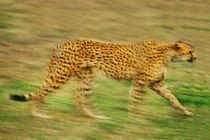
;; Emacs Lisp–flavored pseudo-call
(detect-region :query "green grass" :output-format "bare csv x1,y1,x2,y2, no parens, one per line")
0,73,210,140
0,0,210,139
0,22,14,29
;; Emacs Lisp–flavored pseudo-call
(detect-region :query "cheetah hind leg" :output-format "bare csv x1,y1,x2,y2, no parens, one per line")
31,73,69,119
75,67,110,119
30,87,52,119
31,100,54,119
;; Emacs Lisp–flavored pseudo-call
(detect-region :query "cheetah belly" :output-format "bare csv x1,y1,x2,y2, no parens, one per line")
80,58,135,80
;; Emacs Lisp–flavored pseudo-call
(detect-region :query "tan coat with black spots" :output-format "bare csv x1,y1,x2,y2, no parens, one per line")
10,40,196,119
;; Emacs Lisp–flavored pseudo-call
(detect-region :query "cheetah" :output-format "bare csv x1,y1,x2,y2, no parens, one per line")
10,40,197,119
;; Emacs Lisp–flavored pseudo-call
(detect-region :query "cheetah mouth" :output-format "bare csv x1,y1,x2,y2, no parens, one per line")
187,57,195,63
187,59,193,62
172,56,187,62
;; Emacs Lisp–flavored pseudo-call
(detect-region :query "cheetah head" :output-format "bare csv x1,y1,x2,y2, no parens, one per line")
172,41,196,63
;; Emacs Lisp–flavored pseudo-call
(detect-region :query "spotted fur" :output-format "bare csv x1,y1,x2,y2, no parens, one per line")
10,40,196,118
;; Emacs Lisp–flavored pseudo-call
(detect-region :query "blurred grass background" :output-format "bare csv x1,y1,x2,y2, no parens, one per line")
0,0,210,139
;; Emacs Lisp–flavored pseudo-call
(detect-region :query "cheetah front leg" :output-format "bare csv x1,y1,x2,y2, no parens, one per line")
150,82,193,116
75,67,110,119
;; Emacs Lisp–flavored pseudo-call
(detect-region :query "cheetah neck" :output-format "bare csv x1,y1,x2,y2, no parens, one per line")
137,42,177,65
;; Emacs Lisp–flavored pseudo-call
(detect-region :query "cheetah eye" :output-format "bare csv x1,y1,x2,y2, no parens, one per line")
189,51,192,54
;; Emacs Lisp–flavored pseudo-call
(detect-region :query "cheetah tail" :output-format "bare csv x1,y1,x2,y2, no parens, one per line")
9,94,32,102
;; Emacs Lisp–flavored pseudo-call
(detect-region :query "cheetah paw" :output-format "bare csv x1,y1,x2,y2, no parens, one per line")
184,110,193,116
31,110,53,119
82,107,111,119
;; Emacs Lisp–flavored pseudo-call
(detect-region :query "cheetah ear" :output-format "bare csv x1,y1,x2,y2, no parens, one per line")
174,40,183,50
176,40,183,43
